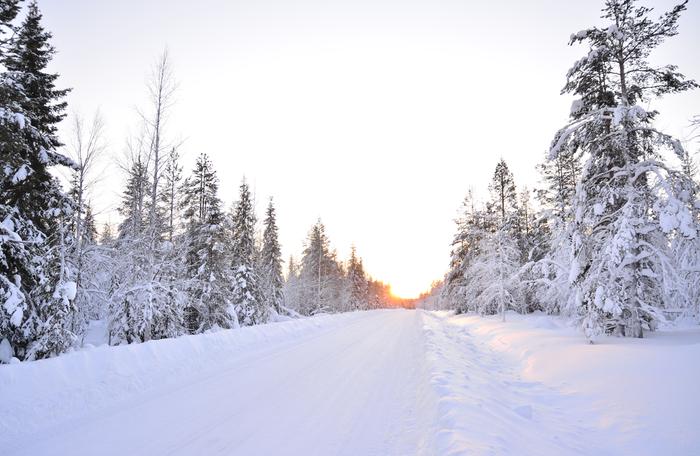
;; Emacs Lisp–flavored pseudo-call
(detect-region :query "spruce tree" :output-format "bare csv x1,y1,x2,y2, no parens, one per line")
346,245,368,311
299,220,341,315
1,0,77,361
488,159,518,227
161,147,182,242
260,198,283,316
117,157,150,239
283,255,302,314
230,180,265,325
443,190,485,313
4,1,69,142
181,153,233,332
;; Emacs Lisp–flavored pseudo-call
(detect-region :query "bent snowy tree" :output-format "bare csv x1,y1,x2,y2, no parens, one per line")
549,0,699,340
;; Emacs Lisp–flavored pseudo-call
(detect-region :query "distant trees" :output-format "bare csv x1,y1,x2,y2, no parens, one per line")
347,246,369,311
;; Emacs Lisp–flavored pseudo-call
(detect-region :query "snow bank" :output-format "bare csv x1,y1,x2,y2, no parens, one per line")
421,311,603,455
0,311,369,446
428,311,700,455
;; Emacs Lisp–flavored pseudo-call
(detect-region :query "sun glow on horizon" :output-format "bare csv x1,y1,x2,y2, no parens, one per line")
388,282,426,301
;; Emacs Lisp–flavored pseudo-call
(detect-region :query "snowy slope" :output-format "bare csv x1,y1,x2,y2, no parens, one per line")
2,309,699,455
433,311,700,455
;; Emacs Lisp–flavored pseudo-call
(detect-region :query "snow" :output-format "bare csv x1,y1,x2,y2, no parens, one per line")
428,311,700,455
569,98,584,116
1,310,432,455
2,280,25,328
11,165,29,184
0,216,23,243
0,338,14,364
2,310,699,455
60,281,77,301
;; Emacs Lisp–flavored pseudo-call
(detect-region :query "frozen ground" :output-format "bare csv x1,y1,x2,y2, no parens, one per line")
1,309,699,455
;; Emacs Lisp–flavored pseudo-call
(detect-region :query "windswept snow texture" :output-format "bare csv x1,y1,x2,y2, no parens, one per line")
2,310,699,455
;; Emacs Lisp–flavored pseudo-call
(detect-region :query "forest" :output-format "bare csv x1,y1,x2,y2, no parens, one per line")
0,1,406,363
2,0,700,366
422,0,700,342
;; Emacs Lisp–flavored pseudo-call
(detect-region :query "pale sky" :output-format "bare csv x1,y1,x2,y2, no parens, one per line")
41,0,700,298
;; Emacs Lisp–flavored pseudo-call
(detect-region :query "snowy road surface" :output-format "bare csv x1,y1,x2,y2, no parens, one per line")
2,309,699,455
3,311,434,456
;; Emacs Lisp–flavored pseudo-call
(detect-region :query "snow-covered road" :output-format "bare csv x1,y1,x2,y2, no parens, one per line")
2,309,699,455
3,310,435,456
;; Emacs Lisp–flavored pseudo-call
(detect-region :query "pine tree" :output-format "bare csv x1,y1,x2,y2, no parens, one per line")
346,245,368,311
283,255,302,314
118,157,150,239
100,223,114,245
443,190,485,313
465,227,523,321
82,204,98,245
181,153,233,332
4,1,69,142
536,149,580,222
109,147,183,344
299,220,337,315
551,0,699,340
260,198,284,316
230,180,266,325
1,0,77,361
161,147,182,242
488,159,518,227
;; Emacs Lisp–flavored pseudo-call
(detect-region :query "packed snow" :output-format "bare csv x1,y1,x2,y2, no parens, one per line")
2,309,698,455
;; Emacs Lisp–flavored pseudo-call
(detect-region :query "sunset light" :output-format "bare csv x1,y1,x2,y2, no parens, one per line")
3,0,699,454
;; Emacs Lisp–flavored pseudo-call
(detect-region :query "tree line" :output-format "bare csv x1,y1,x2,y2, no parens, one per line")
436,0,700,342
0,0,397,363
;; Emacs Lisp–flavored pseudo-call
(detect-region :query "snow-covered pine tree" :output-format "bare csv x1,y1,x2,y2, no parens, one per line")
160,147,182,242
109,154,152,344
671,139,700,320
117,153,150,239
551,0,699,340
283,255,302,313
1,1,78,361
260,198,284,316
109,144,150,342
462,161,524,320
81,204,98,245
528,146,581,315
109,138,184,344
346,245,368,311
100,222,114,245
443,190,484,313
230,179,266,325
488,159,518,228
181,153,234,332
466,226,523,321
517,187,549,312
299,220,338,315
536,147,580,222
